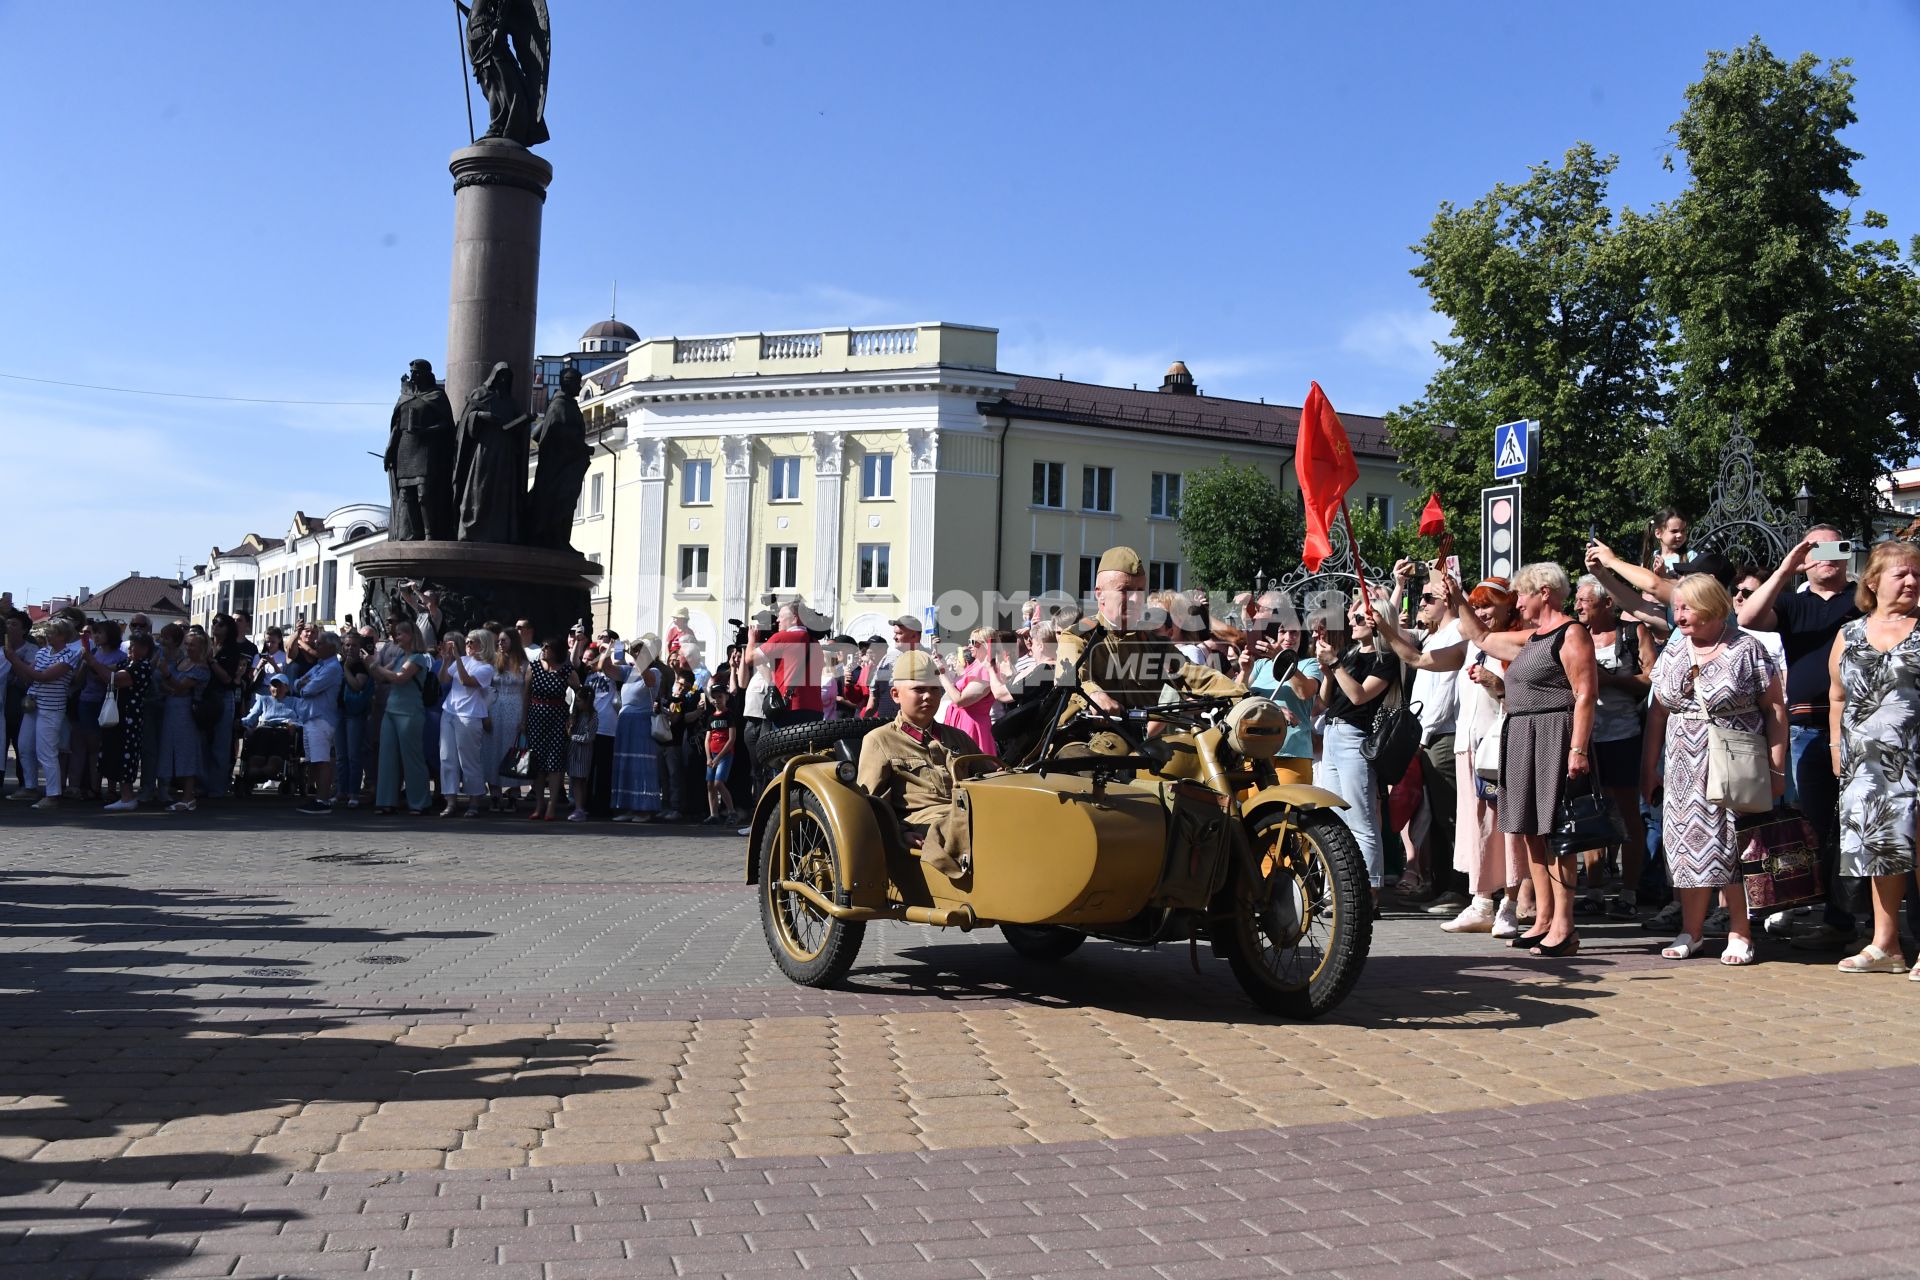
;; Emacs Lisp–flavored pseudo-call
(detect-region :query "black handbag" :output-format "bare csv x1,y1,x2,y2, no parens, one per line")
1362,698,1423,785
1548,772,1625,858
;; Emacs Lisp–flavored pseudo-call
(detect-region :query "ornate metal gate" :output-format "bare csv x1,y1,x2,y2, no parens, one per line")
1264,516,1387,628
1688,418,1806,570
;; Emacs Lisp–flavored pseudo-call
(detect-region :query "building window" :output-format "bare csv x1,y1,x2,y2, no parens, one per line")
1082,466,1114,513
682,459,712,505
767,544,798,591
1032,461,1065,509
1148,561,1181,592
1366,493,1392,524
574,486,585,521
857,543,891,591
861,454,893,500
1150,472,1183,520
678,546,709,592
1030,552,1063,597
590,473,605,517
770,457,801,502
1078,555,1099,597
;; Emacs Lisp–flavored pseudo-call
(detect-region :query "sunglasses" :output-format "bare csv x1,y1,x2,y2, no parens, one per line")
1733,587,1755,598
1419,593,1441,604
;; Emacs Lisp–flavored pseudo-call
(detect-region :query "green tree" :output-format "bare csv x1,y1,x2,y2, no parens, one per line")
1384,144,1665,577
1637,40,1920,538
1176,459,1302,594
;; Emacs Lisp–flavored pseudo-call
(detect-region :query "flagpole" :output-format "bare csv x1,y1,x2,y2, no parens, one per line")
1338,499,1376,623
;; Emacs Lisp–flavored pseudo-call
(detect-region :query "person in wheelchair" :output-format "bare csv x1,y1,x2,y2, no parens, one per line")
855,649,990,881
239,673,302,786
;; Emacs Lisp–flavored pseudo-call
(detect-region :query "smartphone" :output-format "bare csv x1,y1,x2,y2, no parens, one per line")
613,640,626,663
1808,540,1854,562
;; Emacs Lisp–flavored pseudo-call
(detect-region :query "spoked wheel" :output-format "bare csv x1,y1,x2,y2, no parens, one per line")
999,924,1087,962
1218,807,1371,1018
757,788,865,986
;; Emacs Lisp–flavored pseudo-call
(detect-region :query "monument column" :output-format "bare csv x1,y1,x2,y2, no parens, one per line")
446,142,554,415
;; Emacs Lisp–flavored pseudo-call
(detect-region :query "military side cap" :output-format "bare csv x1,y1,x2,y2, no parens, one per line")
892,650,938,683
1098,546,1144,576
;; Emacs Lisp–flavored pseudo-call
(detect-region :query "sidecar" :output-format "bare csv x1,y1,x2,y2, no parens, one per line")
742,693,1373,1018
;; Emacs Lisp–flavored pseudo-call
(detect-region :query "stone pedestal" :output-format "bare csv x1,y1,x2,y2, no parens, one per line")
353,541,598,647
446,142,553,416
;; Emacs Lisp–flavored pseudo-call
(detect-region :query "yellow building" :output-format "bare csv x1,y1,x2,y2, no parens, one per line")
563,323,1415,652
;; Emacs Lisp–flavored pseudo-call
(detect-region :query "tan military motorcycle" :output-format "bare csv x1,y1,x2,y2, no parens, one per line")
744,690,1372,1018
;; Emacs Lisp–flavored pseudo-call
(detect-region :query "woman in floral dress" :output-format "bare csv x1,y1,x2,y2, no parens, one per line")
1830,541,1920,976
105,633,157,812
1644,575,1787,964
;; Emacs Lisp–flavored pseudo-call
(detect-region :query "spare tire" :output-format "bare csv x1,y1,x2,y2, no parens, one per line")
753,717,892,769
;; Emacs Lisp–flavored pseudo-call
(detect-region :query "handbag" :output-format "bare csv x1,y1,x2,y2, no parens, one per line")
1386,752,1425,833
98,687,121,729
1361,691,1423,786
498,746,532,780
651,709,674,745
1736,806,1823,909
1547,772,1625,858
1473,712,1504,781
1706,722,1772,814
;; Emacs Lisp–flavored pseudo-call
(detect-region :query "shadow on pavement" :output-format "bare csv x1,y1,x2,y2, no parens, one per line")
0,873,648,1276
856,936,1620,1030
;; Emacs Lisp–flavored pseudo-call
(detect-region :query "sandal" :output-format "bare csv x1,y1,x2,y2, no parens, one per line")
1661,933,1701,960
1720,936,1756,966
1837,945,1909,974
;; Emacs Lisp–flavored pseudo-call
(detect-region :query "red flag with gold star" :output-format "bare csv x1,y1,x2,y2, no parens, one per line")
1295,381,1360,572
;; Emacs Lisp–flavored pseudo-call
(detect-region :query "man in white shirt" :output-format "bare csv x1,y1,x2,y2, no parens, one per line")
1388,564,1462,908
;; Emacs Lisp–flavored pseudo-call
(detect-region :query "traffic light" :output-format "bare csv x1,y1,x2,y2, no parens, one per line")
1481,483,1523,580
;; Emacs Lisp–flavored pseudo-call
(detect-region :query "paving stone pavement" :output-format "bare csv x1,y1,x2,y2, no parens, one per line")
4,802,1920,1278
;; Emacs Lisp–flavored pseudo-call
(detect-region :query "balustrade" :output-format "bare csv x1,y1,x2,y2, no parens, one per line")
761,332,824,360
850,327,918,357
673,337,735,364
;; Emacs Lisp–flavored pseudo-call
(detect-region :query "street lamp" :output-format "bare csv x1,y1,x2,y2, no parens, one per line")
1794,482,1813,524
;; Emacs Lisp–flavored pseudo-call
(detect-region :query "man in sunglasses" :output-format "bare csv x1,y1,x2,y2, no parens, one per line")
1375,559,1463,909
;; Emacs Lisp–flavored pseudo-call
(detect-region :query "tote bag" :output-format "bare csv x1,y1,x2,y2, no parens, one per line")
1706,723,1772,814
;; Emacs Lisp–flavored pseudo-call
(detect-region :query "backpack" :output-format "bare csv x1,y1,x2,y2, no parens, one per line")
419,658,444,709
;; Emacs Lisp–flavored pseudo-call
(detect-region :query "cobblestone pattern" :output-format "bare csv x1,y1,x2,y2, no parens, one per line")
6,952,1920,1175
4,1066,1918,1279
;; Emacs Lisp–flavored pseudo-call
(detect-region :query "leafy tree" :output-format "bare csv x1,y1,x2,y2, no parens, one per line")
1384,145,1664,577
1637,40,1920,539
1176,459,1302,594
1344,503,1428,578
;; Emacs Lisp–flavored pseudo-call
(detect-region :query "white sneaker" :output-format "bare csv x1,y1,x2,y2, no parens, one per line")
1491,897,1522,939
1442,897,1497,934
103,799,138,813
1763,910,1794,938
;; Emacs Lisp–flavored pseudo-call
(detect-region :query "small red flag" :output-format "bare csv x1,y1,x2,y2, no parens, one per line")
1419,494,1446,537
1295,382,1360,572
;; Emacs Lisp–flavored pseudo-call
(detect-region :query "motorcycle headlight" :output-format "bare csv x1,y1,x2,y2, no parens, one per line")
1223,697,1289,759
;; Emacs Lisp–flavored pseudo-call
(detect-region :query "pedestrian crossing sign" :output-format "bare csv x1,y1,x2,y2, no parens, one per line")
1493,419,1533,480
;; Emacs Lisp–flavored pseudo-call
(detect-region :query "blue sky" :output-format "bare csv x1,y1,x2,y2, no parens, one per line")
3,1,1917,596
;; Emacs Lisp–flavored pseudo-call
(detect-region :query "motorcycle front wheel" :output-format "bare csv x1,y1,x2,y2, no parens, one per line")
1218,806,1371,1018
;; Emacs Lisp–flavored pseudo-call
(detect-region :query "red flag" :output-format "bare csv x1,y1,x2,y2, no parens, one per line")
1295,381,1360,572
1419,494,1446,537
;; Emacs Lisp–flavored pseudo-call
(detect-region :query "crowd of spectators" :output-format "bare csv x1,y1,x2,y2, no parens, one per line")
6,511,1920,977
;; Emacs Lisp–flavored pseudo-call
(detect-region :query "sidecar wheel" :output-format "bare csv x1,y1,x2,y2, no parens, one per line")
758,788,866,987
999,924,1086,962
1219,807,1371,1019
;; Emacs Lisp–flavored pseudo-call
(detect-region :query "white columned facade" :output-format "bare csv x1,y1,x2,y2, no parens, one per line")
632,432,668,641
905,426,940,623
721,435,754,625
811,430,846,615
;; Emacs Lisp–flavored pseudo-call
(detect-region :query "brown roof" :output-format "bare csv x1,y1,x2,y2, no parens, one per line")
77,575,187,616
218,535,284,558
991,375,1397,458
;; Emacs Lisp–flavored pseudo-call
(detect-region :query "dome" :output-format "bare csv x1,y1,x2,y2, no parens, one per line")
1165,360,1192,380
582,318,639,344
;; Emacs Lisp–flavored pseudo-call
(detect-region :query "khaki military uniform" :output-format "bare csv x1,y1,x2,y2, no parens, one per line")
1056,615,1247,709
857,715,981,880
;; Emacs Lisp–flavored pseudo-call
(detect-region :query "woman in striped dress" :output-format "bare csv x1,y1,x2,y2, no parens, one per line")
489,630,530,811
158,629,210,812
611,645,661,821
1450,563,1598,957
